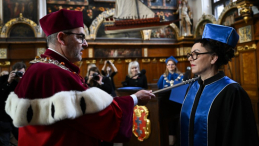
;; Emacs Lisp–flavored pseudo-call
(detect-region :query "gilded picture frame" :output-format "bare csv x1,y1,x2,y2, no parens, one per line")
239,25,252,43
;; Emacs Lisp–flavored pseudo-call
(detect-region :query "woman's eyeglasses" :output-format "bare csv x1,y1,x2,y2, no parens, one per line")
186,51,214,60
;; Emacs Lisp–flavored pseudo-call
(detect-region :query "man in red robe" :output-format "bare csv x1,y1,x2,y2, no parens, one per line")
5,9,155,146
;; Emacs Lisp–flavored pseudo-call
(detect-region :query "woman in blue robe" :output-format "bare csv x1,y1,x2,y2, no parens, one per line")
157,56,183,146
157,56,183,89
181,24,258,146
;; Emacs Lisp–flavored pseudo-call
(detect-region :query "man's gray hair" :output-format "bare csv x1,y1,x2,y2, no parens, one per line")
46,32,59,47
46,29,75,47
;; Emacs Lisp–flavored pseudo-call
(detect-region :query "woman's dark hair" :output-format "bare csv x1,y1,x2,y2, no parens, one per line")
194,39,235,68
12,62,26,71
88,67,100,75
88,67,101,87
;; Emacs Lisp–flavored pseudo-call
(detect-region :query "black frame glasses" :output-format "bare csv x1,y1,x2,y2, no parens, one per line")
63,32,85,44
186,51,214,60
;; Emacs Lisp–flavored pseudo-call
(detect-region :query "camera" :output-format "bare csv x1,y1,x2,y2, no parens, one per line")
15,71,23,77
92,73,100,81
107,60,110,64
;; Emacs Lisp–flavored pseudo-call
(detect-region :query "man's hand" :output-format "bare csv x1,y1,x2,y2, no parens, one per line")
135,90,155,105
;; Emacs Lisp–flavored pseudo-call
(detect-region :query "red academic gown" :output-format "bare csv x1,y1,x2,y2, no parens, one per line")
6,49,134,146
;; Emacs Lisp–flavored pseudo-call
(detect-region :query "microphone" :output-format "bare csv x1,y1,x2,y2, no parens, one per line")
183,66,191,81
137,69,146,76
134,69,146,78
121,69,146,86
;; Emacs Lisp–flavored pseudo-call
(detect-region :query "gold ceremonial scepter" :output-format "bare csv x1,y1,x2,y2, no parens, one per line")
152,77,199,94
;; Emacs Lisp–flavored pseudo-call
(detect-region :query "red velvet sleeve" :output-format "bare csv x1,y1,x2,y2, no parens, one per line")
14,63,134,142
68,96,134,142
14,63,87,99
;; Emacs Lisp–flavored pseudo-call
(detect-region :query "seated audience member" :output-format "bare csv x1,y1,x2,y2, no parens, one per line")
101,60,118,97
4,9,155,146
0,62,26,146
157,56,183,89
87,67,113,96
85,63,96,83
122,61,148,89
0,71,9,77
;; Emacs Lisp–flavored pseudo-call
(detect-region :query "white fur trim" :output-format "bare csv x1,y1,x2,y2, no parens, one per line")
5,87,113,127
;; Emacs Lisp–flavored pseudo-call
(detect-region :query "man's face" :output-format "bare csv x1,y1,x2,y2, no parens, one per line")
63,27,88,63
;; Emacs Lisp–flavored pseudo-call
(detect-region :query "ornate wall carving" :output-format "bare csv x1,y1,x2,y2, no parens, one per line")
0,14,40,37
194,14,216,38
89,9,115,39
217,2,237,25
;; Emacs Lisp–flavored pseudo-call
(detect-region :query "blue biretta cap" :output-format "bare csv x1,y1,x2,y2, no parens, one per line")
202,23,239,47
166,56,178,64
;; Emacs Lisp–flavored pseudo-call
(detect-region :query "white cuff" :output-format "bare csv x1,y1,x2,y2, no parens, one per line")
5,87,113,127
130,94,138,106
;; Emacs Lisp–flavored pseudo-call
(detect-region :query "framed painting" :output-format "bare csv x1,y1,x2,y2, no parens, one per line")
3,0,37,24
239,25,252,43
151,26,176,39
149,0,178,10
47,2,115,28
94,0,115,2
47,0,88,5
94,48,142,58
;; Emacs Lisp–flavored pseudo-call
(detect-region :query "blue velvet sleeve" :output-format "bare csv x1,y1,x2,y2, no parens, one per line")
157,75,164,89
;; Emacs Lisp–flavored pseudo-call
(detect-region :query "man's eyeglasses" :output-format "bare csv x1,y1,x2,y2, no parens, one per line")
63,32,85,44
186,51,214,60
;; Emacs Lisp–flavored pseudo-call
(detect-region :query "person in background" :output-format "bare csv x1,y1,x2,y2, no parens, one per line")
87,67,113,96
85,63,96,83
122,61,148,89
101,60,117,97
157,56,183,146
4,9,155,146
181,23,258,146
87,66,115,146
157,56,183,89
0,71,9,77
0,62,26,146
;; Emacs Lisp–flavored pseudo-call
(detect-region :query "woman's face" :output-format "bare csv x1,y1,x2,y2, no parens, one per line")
166,60,176,72
130,66,138,76
106,66,111,72
188,43,214,76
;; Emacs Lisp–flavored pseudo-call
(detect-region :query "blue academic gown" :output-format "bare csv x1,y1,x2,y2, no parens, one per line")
157,72,182,89
180,72,258,146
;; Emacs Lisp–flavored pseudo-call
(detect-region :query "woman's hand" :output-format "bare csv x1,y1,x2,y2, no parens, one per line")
87,75,93,84
8,71,18,83
97,75,103,85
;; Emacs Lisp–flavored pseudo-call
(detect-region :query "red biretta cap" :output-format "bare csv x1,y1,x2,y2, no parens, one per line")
40,9,84,37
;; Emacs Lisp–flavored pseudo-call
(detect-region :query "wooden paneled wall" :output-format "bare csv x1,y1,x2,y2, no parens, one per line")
0,41,193,90
224,14,259,123
1,15,259,124
79,44,192,88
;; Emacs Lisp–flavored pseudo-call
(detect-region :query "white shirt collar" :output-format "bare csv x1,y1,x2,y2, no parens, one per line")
48,48,69,61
